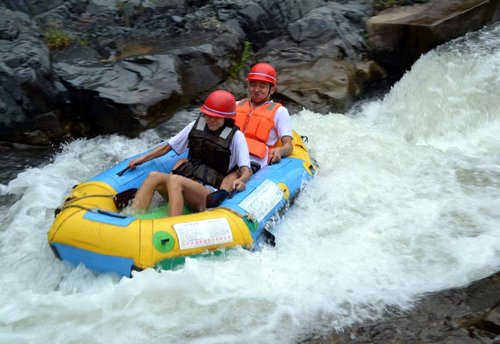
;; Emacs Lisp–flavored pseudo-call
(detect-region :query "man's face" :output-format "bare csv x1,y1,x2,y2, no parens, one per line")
248,80,274,104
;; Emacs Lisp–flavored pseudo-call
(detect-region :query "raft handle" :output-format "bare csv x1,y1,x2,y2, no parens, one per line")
54,203,129,219
116,166,130,177
117,161,143,177
96,209,129,219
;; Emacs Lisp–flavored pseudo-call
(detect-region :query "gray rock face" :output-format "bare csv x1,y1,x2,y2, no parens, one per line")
366,0,500,72
0,7,67,145
302,272,500,344
277,58,386,115
0,0,498,146
53,52,183,136
0,0,64,15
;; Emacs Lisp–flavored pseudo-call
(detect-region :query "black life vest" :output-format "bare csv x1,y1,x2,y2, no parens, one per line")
173,117,238,188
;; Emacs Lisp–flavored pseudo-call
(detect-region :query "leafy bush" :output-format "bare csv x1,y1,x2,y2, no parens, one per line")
45,28,72,50
229,41,253,79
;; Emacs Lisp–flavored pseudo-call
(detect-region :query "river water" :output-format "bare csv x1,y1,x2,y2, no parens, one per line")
1,24,499,344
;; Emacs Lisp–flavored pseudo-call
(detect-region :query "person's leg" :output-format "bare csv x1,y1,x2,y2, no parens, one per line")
206,163,259,208
166,174,210,216
131,171,170,211
136,158,188,203
172,158,187,170
205,170,240,208
218,162,259,193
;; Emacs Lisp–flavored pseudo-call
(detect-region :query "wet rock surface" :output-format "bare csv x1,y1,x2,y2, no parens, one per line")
5,0,495,146
301,271,500,343
1,0,380,144
366,0,500,73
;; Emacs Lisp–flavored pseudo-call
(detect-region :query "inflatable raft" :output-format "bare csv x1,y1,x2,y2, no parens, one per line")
48,131,316,277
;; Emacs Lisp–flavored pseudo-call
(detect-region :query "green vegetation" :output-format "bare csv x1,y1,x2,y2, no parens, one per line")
228,41,253,79
78,36,89,47
374,0,404,11
45,28,72,50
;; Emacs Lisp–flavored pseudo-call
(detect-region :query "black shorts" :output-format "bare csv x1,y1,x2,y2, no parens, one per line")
250,162,261,174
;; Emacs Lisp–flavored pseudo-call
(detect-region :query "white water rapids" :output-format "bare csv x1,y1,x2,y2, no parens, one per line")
1,24,499,344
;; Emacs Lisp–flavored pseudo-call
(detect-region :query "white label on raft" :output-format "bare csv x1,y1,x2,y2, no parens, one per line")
174,218,233,250
239,179,284,222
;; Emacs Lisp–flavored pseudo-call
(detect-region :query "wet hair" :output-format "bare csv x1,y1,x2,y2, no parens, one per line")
224,118,236,127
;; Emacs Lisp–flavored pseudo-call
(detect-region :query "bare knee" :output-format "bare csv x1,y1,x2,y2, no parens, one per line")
166,174,183,191
145,171,161,181
142,171,169,189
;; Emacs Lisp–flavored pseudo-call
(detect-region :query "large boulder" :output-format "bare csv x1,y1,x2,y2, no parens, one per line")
275,57,386,115
304,271,500,343
0,7,68,145
53,50,184,137
366,0,500,73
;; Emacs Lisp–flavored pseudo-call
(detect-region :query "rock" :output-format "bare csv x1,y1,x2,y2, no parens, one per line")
32,112,67,140
0,7,68,145
366,0,500,73
53,51,184,137
301,271,500,343
1,0,498,145
276,57,385,115
0,0,64,15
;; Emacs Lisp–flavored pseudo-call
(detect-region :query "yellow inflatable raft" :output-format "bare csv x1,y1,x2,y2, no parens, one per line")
48,131,316,277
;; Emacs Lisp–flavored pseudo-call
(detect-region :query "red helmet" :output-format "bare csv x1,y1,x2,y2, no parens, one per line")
200,90,236,118
247,62,277,86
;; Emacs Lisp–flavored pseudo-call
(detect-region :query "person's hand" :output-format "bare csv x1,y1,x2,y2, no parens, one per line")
128,157,142,169
232,179,246,191
269,148,282,164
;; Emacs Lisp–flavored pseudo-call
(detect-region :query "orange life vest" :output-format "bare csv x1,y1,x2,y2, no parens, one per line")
235,99,282,159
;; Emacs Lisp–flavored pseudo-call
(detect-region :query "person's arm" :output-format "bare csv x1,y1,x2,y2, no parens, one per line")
233,166,252,191
269,136,293,163
231,131,251,191
128,121,194,169
268,106,293,163
128,143,172,168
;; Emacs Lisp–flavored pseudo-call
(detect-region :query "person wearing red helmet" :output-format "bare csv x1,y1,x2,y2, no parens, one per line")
128,90,251,217
206,62,293,208
237,62,293,165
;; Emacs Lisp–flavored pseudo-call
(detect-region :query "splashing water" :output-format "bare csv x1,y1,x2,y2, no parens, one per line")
1,24,499,344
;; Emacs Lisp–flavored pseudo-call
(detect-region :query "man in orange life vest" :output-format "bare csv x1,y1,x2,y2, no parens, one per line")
206,62,293,207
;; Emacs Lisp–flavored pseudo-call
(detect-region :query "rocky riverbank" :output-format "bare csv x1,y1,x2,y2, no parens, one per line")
302,272,500,343
1,0,498,146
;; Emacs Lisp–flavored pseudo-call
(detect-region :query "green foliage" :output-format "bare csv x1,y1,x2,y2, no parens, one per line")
79,36,89,47
374,0,404,11
229,41,253,80
45,28,72,50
